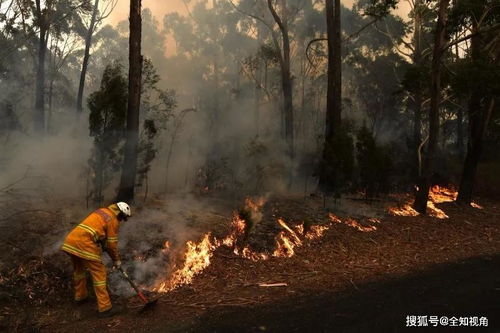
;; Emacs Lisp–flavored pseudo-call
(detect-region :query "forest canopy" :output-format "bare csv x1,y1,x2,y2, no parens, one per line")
0,0,499,207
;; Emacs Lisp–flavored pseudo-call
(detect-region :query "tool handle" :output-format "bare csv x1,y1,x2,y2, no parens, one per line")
118,267,148,303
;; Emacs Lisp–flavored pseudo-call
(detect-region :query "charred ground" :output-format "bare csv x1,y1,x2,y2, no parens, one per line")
0,194,499,332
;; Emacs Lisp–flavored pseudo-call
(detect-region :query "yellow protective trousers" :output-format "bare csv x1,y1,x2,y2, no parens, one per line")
70,255,112,312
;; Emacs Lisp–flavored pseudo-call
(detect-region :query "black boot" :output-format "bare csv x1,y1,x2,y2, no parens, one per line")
75,297,89,305
98,305,123,318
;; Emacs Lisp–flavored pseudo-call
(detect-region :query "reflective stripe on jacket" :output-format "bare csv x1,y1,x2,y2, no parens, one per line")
61,206,120,262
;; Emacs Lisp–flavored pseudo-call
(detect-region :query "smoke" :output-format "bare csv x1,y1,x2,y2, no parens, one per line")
0,123,92,201
106,195,236,295
328,197,384,220
0,1,455,299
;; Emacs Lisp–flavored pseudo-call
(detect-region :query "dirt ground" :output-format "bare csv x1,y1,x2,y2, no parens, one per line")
0,194,499,332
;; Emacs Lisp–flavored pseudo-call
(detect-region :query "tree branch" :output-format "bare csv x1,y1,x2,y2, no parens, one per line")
344,18,379,42
305,17,383,67
228,0,274,32
305,37,327,66
239,60,273,102
444,23,500,51
267,0,285,35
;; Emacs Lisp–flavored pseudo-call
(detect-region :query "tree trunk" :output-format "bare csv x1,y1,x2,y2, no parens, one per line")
254,65,261,136
413,0,450,214
212,57,219,139
267,0,294,160
34,20,47,133
457,24,496,205
95,148,105,205
254,28,263,136
456,103,465,158
47,78,54,133
116,0,142,202
457,99,494,204
412,0,423,178
164,126,179,193
300,51,306,148
76,0,100,115
318,0,342,190
453,16,465,160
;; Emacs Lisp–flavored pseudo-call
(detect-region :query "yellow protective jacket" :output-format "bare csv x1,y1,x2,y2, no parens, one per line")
61,205,121,262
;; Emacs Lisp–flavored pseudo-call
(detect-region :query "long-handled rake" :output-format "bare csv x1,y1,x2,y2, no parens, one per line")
117,267,158,312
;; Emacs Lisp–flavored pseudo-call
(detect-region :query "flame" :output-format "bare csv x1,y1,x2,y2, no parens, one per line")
471,202,483,209
155,233,215,293
154,204,251,292
328,214,342,224
388,185,482,219
426,201,449,219
151,189,484,294
430,186,482,209
238,219,332,259
328,213,377,232
234,246,269,261
161,241,171,255
344,218,377,232
277,218,302,245
272,219,303,258
152,198,333,292
154,208,249,292
429,185,457,203
272,231,299,258
388,204,420,217
220,214,246,247
304,225,329,240
245,197,266,212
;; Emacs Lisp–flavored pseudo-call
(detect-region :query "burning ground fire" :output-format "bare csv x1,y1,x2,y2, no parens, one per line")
388,185,483,219
152,198,373,293
328,214,379,232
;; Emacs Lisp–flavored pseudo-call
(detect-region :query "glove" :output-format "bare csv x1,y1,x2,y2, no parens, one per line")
113,260,122,269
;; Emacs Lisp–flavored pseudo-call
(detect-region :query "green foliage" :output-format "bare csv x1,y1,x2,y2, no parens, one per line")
450,59,500,98
195,157,233,193
87,62,128,204
88,63,128,140
448,0,500,36
136,120,157,187
87,59,177,201
141,59,177,130
401,64,429,94
258,43,281,65
244,136,284,194
355,124,392,197
137,58,177,189
358,0,399,18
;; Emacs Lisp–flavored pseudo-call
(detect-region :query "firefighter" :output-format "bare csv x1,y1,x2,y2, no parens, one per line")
61,202,131,317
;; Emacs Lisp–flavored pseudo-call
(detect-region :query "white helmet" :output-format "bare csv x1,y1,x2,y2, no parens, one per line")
116,202,131,217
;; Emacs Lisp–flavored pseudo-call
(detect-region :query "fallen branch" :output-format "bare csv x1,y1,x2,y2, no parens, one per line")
258,282,288,287
160,297,261,308
277,271,318,276
349,278,359,290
